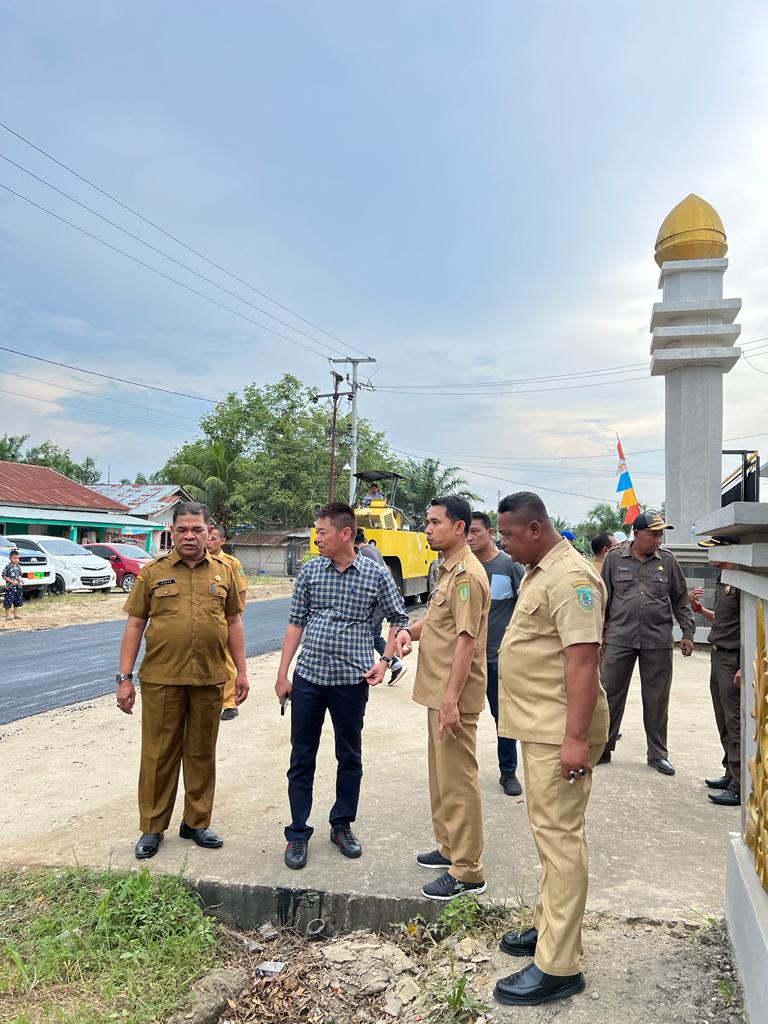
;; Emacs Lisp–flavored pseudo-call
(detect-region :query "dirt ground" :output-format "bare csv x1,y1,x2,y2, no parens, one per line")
0,578,295,633
203,916,746,1024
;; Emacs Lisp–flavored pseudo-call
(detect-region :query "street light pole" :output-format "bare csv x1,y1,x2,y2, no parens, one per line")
330,356,376,505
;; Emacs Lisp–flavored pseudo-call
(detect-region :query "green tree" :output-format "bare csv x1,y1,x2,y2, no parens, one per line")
167,439,242,530
24,441,101,485
0,434,29,461
396,457,481,520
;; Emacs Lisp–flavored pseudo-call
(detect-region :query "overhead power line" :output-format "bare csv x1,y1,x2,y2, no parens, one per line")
0,119,373,359
0,181,344,362
0,151,350,360
375,374,652,397
0,384,194,433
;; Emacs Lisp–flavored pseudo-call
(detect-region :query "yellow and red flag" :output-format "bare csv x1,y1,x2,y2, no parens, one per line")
616,436,640,525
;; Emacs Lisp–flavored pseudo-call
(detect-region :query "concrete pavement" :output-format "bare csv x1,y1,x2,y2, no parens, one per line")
0,647,736,927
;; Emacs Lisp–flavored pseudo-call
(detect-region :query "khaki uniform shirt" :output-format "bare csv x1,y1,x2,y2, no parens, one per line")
124,548,243,685
218,550,248,593
412,545,490,714
498,539,609,745
709,574,740,652
601,542,695,649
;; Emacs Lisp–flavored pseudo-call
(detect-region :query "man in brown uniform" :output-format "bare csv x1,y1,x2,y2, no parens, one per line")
599,512,695,776
208,523,248,721
395,495,490,902
117,502,248,860
690,536,742,806
494,491,608,1007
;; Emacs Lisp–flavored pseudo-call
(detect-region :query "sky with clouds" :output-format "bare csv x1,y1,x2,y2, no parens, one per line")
1,1,768,522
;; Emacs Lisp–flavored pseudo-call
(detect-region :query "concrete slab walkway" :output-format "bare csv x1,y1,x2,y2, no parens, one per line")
1,647,737,925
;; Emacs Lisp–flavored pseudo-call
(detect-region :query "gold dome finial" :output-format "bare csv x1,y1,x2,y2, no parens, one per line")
654,194,727,266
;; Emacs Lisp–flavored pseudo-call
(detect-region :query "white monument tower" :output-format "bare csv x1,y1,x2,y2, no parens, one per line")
650,194,741,540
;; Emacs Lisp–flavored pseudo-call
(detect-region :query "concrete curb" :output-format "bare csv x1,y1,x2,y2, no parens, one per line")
189,876,444,936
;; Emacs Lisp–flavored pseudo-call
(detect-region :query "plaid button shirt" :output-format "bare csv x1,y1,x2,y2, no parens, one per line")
289,553,409,686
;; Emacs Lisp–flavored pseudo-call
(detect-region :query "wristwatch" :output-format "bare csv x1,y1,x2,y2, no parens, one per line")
115,673,133,684
380,655,393,665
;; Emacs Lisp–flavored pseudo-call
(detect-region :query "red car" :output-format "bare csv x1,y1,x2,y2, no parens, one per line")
86,542,154,593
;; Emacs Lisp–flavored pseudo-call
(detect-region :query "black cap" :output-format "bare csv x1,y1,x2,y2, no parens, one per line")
697,535,740,548
633,512,672,532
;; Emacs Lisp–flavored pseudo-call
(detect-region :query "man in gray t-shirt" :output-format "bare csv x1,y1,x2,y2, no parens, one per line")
468,512,524,796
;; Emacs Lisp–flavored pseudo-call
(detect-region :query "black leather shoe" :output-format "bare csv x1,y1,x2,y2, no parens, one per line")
500,772,523,796
220,707,239,721
709,789,740,806
648,757,675,776
330,826,362,859
135,832,163,859
500,926,538,957
705,774,732,790
597,749,611,765
179,822,224,848
285,839,308,869
494,962,585,1006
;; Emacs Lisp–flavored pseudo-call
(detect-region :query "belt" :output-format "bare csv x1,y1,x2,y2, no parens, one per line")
711,644,738,653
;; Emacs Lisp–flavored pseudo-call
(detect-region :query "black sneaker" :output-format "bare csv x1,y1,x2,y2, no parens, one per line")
421,872,486,901
500,772,523,796
330,826,362,859
597,749,611,765
284,839,308,869
416,848,452,870
220,707,239,721
388,660,408,685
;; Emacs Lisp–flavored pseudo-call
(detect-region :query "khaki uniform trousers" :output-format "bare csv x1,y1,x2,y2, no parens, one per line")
138,682,224,833
222,651,237,710
427,708,484,884
602,645,673,760
522,741,604,976
710,647,741,792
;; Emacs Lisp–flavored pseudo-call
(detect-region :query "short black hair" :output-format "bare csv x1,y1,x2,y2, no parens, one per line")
472,511,493,531
355,528,366,544
316,501,356,535
173,501,212,525
431,495,472,536
209,522,227,539
497,491,549,522
590,532,613,556
9,548,20,556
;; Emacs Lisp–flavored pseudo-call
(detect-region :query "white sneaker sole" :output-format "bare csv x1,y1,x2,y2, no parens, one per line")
421,881,487,901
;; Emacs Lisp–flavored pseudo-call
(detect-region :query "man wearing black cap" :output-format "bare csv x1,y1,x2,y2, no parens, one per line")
689,537,741,806
599,512,695,776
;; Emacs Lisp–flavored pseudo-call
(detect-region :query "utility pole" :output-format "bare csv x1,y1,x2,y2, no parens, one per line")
313,371,352,502
330,356,376,504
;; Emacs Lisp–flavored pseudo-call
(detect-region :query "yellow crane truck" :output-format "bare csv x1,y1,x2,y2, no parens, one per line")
310,470,438,602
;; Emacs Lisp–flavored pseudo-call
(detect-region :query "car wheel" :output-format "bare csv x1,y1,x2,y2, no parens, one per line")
121,573,137,593
49,576,66,596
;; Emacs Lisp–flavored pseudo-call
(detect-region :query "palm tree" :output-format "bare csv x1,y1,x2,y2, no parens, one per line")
0,434,28,461
397,457,481,519
174,440,241,530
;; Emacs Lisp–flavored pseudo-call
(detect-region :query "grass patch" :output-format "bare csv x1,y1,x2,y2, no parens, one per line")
0,866,217,1024
245,575,290,586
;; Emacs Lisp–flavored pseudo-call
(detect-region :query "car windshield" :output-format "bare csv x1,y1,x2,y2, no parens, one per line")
36,538,91,556
110,544,150,558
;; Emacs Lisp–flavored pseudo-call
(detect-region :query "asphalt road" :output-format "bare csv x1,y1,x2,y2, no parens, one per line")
0,597,291,726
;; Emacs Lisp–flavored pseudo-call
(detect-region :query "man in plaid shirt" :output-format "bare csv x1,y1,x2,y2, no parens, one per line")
275,501,409,869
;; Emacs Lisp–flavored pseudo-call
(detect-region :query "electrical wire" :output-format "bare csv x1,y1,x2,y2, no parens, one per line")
0,119,374,360
0,344,216,402
0,181,341,361
375,374,652,396
0,385,194,433
0,151,352,360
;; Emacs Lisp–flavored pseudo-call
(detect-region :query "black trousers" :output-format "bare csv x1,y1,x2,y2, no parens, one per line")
285,672,369,842
602,645,673,760
710,647,741,792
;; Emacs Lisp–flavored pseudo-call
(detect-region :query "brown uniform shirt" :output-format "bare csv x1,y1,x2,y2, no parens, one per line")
412,545,490,714
498,539,609,745
218,549,248,590
601,542,695,649
124,548,242,685
709,574,740,652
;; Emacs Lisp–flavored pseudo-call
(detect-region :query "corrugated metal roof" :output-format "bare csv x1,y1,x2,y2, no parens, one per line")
0,504,165,529
230,530,310,547
91,483,191,516
0,462,128,511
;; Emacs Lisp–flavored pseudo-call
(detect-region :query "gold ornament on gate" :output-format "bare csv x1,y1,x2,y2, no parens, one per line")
745,599,768,892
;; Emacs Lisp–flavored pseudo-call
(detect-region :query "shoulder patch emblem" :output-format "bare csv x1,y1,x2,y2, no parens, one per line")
574,584,594,611
571,579,592,588
457,581,469,602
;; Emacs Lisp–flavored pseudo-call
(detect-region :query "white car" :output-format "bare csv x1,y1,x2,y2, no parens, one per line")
6,535,116,594
0,538,55,597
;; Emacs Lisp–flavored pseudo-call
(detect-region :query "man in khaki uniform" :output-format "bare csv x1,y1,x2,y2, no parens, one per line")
395,495,490,902
117,502,248,860
493,491,608,1007
208,523,248,721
